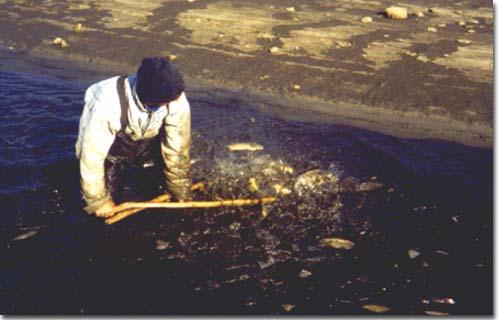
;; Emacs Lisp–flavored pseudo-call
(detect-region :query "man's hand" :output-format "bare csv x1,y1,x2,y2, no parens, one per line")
95,199,116,218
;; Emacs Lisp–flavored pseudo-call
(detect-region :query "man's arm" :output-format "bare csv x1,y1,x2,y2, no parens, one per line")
76,89,118,214
161,92,192,200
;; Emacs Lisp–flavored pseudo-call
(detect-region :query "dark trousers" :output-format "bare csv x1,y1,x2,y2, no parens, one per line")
105,131,164,202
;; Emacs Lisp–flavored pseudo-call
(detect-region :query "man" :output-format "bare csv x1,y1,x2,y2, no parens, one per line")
76,57,192,218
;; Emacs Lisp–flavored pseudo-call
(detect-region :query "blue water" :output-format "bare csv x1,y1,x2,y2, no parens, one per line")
0,69,493,314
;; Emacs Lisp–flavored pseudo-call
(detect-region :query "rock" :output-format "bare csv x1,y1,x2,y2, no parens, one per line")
73,23,83,32
320,238,355,250
427,26,438,32
248,177,259,193
187,0,196,2
416,55,429,63
60,40,69,48
167,54,177,61
269,46,280,53
52,37,63,44
456,38,472,45
468,19,480,24
385,6,408,20
358,181,383,192
282,304,295,312
362,304,390,313
416,11,425,18
12,230,37,241
425,311,449,316
384,34,390,38
457,21,466,26
335,40,352,48
298,269,312,278
455,10,463,15
291,84,301,90
227,142,264,151
408,249,420,259
361,16,373,23
286,7,295,13
437,23,446,27
467,29,475,33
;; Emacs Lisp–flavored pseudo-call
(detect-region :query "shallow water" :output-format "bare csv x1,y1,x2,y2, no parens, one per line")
0,69,492,314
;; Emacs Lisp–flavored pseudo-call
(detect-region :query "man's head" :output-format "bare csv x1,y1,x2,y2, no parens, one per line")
136,57,185,107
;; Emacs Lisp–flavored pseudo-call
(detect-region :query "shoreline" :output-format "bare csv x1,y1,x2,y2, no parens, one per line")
1,48,492,148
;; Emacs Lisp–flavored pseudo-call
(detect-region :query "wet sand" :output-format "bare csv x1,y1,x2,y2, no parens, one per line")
0,0,493,147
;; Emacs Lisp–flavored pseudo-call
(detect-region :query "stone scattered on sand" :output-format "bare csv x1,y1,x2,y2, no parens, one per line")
455,10,463,15
384,34,390,38
167,54,177,61
362,304,390,313
431,297,456,305
457,21,466,26
52,37,63,44
259,75,270,80
227,142,264,151
73,23,83,32
298,269,312,278
416,55,430,63
187,0,196,2
269,46,280,53
437,23,446,27
425,311,449,316
416,11,425,18
357,181,383,192
385,6,408,20
456,38,472,45
361,16,373,23
427,26,438,32
408,249,420,259
335,40,352,48
247,177,259,193
468,19,480,24
12,230,37,241
282,304,295,312
320,237,355,250
156,240,170,250
466,29,475,33
291,84,301,90
286,7,295,13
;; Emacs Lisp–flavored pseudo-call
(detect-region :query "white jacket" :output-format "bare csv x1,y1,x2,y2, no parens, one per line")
76,75,191,213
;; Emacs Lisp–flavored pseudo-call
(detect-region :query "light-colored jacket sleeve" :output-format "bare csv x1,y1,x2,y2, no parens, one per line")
161,92,192,200
76,86,119,213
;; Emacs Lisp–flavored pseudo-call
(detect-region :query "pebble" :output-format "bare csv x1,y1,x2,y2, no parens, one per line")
468,19,480,24
432,297,456,305
416,11,425,18
52,37,63,44
466,29,475,33
427,26,438,32
457,21,466,26
455,10,463,15
269,46,279,53
425,310,450,316
156,240,170,250
385,6,408,19
408,249,420,259
167,54,177,61
361,16,373,23
247,177,259,193
286,7,295,13
384,34,390,38
291,84,301,90
437,23,446,27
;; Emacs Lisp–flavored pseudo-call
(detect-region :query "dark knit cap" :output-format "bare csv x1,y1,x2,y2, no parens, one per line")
136,57,185,104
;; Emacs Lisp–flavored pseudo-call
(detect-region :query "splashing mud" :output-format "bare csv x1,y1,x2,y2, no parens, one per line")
0,69,492,314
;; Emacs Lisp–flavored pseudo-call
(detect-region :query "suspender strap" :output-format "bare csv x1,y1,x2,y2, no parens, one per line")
116,76,128,130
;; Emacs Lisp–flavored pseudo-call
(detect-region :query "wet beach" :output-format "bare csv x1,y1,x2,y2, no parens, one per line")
0,53,493,314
